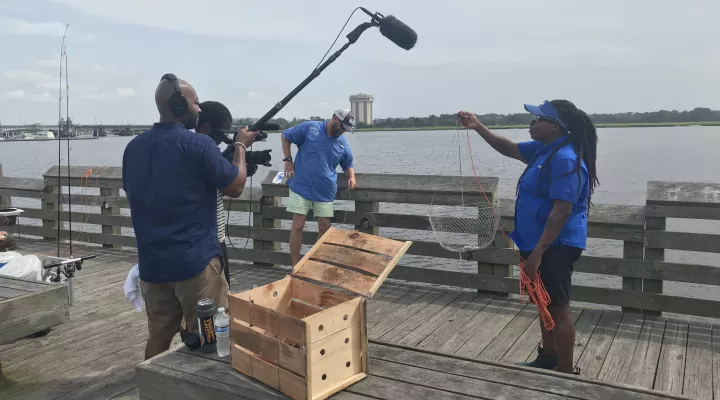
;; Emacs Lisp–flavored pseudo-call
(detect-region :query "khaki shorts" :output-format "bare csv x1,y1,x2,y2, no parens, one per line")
286,189,334,218
139,256,229,344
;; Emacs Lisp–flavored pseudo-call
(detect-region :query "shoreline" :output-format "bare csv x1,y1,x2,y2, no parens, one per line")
352,121,720,132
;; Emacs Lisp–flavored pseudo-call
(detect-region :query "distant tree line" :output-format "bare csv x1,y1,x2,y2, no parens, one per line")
233,107,719,130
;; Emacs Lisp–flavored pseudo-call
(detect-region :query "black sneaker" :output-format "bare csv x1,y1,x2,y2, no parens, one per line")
555,366,581,375
517,347,558,370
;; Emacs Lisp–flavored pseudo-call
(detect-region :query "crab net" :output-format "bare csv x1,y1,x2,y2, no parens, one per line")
428,201,501,253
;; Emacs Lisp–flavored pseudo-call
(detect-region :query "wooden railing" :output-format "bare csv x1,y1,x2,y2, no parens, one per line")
2,164,720,319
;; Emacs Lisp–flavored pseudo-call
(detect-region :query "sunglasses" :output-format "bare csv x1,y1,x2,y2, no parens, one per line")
531,115,558,125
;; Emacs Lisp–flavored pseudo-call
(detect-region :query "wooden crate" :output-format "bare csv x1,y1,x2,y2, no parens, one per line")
228,227,412,400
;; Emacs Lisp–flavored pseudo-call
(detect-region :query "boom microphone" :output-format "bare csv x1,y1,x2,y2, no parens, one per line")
221,7,418,165
360,8,418,50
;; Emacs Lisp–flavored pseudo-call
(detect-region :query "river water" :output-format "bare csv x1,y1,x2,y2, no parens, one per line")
2,126,720,306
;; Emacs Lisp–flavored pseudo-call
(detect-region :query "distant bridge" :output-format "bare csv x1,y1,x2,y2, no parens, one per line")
0,124,152,133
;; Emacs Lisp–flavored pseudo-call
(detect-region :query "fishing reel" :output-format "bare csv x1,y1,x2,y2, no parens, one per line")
42,255,96,282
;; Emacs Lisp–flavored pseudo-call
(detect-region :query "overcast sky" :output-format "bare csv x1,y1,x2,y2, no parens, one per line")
1,0,717,125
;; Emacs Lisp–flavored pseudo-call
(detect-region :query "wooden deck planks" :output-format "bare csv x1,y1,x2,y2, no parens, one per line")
576,310,624,378
597,312,645,383
683,322,713,400
454,299,525,357
713,325,720,400
478,301,538,362
435,297,511,355
0,239,718,399
378,290,463,343
416,293,495,351
654,319,689,395
368,287,443,338
625,316,666,390
396,291,479,347
370,342,682,400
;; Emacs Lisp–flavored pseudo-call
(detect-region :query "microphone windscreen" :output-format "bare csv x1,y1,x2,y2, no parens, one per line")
379,15,417,50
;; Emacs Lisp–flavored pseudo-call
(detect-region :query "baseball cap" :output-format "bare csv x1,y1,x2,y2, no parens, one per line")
334,109,356,133
524,100,568,131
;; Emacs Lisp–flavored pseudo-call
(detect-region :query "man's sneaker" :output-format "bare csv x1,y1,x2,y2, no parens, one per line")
517,347,558,370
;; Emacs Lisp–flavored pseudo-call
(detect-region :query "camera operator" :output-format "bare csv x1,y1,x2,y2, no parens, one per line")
195,100,258,287
122,75,257,360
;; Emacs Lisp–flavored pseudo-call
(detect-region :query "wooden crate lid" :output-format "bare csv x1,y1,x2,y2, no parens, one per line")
291,227,412,298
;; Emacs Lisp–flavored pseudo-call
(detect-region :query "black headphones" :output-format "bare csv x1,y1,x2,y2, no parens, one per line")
160,73,188,118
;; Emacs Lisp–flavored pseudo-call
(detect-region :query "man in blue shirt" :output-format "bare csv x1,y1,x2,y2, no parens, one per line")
122,74,257,359
281,109,357,266
459,100,599,376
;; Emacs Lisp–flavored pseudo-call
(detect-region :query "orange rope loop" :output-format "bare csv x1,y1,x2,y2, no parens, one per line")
459,120,556,331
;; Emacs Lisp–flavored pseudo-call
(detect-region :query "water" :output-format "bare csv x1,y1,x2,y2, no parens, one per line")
2,126,720,307
214,307,230,357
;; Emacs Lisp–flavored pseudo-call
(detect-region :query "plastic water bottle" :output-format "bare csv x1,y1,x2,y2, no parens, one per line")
214,307,230,357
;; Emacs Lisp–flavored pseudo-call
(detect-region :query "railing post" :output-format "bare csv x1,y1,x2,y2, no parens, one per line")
41,183,58,241
643,182,667,316
100,187,121,248
354,200,379,235
622,240,644,314
478,231,512,297
476,178,510,296
254,188,280,268
642,215,665,316
0,163,10,207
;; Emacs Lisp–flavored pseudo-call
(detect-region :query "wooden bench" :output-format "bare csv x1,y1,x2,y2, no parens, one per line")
0,274,70,385
136,340,692,400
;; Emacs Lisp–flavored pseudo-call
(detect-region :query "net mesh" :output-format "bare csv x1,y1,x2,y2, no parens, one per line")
427,202,501,252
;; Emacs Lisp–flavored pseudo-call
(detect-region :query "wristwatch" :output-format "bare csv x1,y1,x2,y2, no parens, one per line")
283,156,292,162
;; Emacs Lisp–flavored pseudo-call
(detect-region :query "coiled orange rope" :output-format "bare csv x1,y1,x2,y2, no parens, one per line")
461,122,556,331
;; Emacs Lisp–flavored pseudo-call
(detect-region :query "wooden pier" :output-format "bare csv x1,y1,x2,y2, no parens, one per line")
1,164,720,399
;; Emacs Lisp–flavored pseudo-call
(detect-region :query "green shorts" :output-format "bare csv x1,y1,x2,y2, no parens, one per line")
286,190,334,218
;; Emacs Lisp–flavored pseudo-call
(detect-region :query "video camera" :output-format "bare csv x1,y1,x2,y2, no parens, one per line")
214,123,280,172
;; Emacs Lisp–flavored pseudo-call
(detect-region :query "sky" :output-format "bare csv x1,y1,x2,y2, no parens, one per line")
1,0,718,125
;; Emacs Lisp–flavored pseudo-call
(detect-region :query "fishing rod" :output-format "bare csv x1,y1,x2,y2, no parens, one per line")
53,24,96,300
66,52,73,255
57,24,68,258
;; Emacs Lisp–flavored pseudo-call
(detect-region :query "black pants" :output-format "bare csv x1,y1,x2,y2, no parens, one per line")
519,245,583,306
221,241,231,288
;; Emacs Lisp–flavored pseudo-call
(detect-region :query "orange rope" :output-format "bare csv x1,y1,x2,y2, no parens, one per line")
75,166,110,243
460,122,556,331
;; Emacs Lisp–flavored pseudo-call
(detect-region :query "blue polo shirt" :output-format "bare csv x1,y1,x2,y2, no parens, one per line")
283,120,354,203
510,137,589,252
122,122,239,283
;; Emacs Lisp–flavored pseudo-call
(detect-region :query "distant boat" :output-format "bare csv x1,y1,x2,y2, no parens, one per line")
34,131,55,139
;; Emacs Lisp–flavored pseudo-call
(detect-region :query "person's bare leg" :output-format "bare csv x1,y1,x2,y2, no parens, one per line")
317,217,332,241
539,316,557,356
290,213,307,266
549,303,575,373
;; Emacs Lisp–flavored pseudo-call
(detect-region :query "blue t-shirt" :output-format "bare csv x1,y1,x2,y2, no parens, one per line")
510,137,589,251
283,120,354,203
122,122,239,283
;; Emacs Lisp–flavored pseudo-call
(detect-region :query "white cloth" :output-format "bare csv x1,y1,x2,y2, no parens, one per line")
123,264,144,312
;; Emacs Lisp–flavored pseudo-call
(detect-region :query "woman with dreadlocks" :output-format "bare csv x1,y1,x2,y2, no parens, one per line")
459,100,598,375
